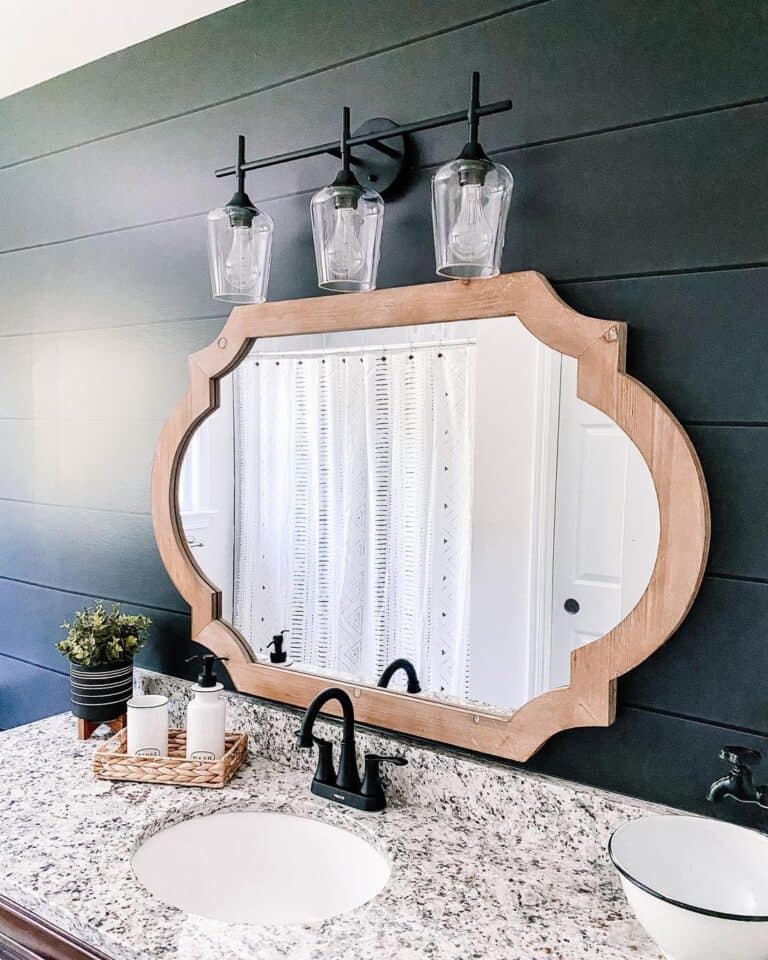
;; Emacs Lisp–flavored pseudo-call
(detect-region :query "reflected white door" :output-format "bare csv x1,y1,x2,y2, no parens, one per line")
549,357,659,689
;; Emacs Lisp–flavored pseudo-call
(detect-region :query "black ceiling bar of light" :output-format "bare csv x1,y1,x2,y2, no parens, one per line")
214,84,512,179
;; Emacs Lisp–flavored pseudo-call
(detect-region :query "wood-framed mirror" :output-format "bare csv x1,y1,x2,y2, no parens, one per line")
151,273,709,761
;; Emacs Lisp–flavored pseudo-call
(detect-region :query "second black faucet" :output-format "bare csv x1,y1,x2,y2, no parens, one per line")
707,746,768,808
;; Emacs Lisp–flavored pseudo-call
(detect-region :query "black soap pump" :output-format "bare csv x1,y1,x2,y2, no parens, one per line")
184,654,229,761
187,653,228,687
267,629,292,666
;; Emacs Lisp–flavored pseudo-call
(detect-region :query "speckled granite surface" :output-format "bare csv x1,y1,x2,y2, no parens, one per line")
0,673,666,960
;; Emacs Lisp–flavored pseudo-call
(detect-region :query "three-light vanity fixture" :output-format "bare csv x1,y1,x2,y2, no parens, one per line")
206,72,513,303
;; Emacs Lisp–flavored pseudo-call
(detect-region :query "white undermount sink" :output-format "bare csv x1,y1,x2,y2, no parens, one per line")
132,811,390,925
609,814,768,960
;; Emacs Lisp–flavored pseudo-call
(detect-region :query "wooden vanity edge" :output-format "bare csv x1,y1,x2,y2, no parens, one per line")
0,894,113,960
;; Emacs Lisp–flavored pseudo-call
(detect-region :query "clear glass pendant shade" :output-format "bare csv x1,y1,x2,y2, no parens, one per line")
207,201,273,303
431,157,513,279
311,182,384,293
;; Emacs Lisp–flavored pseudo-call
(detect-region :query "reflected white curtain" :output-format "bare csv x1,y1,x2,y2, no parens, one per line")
233,341,475,697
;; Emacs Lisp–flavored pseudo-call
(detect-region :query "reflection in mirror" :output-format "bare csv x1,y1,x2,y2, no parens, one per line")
179,317,660,714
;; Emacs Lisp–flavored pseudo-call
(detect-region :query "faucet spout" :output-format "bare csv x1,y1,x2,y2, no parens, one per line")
707,775,739,803
377,658,422,694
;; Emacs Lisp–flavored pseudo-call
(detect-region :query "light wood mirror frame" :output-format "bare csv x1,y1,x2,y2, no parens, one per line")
152,272,710,761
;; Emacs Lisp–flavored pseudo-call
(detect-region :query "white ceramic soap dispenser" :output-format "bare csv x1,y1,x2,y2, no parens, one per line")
185,654,228,761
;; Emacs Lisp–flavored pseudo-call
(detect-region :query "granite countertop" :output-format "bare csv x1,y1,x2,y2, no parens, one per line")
0,711,663,960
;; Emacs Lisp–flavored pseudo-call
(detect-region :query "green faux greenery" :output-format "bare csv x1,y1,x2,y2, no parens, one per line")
57,602,151,667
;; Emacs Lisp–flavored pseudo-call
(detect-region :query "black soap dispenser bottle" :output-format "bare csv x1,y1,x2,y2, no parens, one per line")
266,629,292,667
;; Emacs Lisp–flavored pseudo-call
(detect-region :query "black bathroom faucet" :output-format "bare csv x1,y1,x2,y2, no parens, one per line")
707,746,768,808
296,687,406,812
377,658,422,694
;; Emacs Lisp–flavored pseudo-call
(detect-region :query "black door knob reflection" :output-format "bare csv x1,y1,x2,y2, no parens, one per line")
564,598,580,614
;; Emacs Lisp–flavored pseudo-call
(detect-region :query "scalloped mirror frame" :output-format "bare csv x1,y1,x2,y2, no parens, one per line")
151,273,710,761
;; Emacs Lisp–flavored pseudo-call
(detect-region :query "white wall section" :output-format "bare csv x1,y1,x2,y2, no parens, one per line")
0,1,243,99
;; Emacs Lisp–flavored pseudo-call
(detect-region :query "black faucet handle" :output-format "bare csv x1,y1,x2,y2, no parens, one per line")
294,729,337,785
312,736,336,785
372,754,408,766
720,745,762,769
360,753,407,802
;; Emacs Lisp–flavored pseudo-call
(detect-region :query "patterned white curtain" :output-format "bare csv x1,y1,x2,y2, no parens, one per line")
233,340,476,697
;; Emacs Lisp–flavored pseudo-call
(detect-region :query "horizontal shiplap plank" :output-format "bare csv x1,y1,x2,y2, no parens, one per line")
505,103,768,279
0,211,283,336
0,0,519,168
0,502,183,612
0,317,224,419
0,420,160,514
528,704,768,827
0,578,190,675
559,268,768,424
620,576,768,733
0,656,70,729
0,218,223,336
1,1,767,251
688,425,768,581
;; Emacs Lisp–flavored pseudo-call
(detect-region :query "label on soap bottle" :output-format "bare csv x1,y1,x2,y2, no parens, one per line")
191,750,216,761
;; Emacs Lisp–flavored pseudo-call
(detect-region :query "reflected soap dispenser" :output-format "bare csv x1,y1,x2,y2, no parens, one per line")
266,629,293,667
185,654,228,761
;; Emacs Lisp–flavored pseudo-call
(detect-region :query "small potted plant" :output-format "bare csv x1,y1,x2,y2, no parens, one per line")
57,602,151,723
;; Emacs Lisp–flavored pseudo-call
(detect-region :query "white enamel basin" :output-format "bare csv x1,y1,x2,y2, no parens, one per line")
609,815,768,960
132,811,390,925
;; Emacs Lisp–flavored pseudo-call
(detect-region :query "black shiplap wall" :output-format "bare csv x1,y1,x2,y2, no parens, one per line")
1,0,767,823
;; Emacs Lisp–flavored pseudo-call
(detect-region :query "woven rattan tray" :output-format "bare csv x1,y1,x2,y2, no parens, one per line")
93,728,248,788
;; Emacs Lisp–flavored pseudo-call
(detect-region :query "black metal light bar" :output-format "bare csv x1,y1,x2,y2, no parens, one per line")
214,76,511,180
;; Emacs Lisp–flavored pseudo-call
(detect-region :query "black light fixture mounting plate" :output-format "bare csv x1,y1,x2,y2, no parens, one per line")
346,118,407,194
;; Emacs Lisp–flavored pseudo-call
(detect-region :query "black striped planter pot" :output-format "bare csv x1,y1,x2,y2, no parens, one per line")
69,662,133,722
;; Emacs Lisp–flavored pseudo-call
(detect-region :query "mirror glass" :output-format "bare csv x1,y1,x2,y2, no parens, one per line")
178,317,659,714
